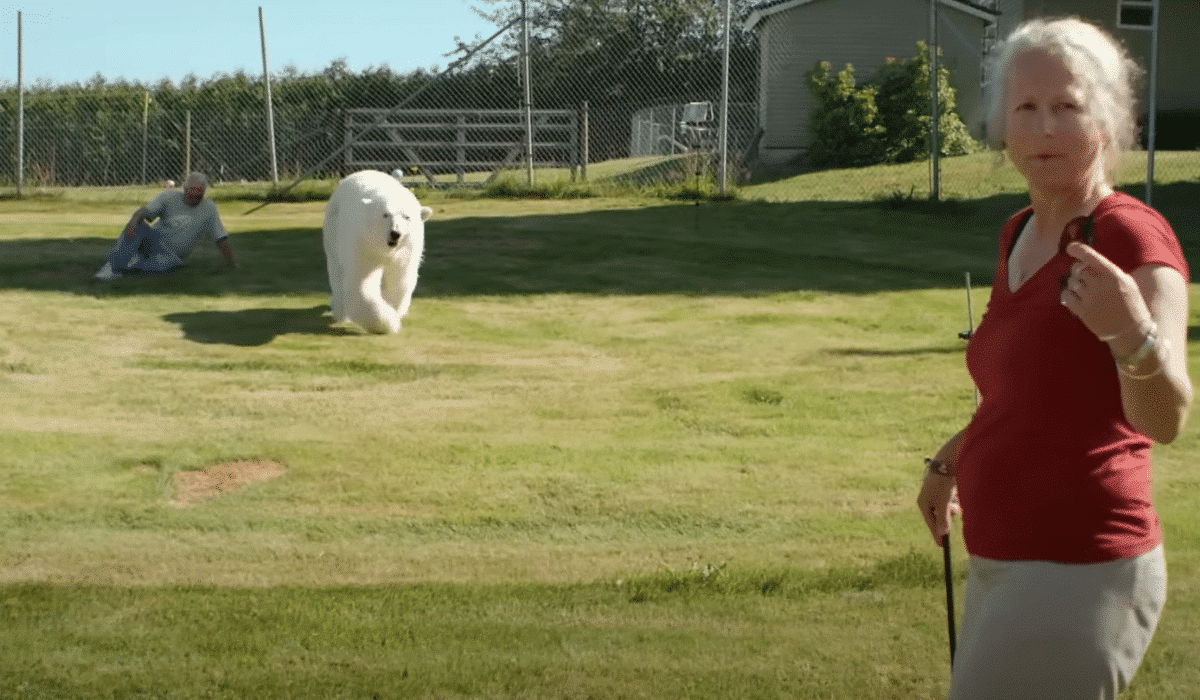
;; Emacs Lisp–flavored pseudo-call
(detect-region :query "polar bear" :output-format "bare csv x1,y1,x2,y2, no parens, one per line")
322,170,432,334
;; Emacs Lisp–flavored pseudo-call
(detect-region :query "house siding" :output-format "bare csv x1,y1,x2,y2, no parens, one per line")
753,0,1196,164
940,8,991,130
993,0,1026,38
757,0,990,161
1029,0,1199,112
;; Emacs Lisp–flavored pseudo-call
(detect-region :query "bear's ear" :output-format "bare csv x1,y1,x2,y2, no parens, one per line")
420,206,433,222
361,198,373,206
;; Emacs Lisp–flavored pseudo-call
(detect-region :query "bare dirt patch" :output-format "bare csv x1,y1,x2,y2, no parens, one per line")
171,460,285,504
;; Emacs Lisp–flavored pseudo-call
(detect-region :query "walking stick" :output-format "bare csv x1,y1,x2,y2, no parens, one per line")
942,533,957,666
943,272,973,668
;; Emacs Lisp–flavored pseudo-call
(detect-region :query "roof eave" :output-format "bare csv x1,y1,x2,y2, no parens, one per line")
745,0,1000,33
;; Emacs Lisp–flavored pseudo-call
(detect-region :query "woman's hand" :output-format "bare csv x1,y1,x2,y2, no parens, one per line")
917,471,961,545
1061,241,1192,443
1059,242,1152,341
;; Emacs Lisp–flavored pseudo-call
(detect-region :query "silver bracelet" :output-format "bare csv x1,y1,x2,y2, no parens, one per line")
1114,324,1158,374
1098,323,1138,342
1118,336,1168,380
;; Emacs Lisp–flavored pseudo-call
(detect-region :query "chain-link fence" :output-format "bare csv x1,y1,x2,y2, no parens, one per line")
0,0,1195,199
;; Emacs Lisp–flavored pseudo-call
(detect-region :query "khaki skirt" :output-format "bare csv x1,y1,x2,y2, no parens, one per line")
948,545,1166,700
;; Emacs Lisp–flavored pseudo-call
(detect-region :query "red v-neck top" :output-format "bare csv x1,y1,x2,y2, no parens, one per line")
957,192,1188,563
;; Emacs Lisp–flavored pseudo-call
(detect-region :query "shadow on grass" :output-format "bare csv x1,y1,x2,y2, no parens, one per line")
162,305,359,347
2,184,1197,301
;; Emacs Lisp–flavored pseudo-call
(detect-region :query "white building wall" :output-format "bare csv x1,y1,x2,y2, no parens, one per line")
756,0,990,164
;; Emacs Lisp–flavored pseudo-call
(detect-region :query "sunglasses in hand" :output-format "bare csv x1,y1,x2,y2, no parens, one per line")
1059,215,1095,290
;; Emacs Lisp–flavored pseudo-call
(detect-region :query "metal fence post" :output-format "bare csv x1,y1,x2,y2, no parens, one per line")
581,100,589,183
259,6,280,184
718,0,731,194
141,90,149,184
929,0,940,201
16,10,23,197
456,114,467,184
521,0,534,186
1145,0,1158,206
1141,0,1160,206
184,110,191,182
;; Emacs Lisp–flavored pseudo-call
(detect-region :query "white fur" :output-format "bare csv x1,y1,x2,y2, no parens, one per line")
322,170,432,334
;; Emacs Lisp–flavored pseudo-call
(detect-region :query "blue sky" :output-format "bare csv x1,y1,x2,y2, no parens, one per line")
0,1,498,87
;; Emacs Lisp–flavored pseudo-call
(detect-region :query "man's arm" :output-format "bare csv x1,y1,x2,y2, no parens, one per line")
123,206,151,236
124,192,170,236
205,202,236,268
216,237,237,268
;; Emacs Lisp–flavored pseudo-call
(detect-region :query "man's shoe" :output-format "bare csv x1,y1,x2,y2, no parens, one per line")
94,262,122,281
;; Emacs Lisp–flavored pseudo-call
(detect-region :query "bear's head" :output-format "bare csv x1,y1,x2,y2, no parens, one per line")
381,203,433,247
358,189,433,248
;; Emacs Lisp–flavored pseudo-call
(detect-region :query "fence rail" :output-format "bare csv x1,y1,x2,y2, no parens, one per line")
344,108,579,184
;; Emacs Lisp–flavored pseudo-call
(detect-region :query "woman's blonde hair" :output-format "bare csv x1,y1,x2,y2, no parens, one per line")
984,17,1143,186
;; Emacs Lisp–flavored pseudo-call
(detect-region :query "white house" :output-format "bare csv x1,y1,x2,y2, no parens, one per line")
746,0,1199,164
745,0,999,165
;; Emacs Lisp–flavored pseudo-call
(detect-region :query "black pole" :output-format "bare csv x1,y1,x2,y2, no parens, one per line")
942,533,957,666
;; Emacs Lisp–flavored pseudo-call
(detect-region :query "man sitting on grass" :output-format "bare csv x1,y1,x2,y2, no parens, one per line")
94,172,237,280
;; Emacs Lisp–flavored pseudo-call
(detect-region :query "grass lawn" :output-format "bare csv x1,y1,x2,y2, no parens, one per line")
1,154,1198,698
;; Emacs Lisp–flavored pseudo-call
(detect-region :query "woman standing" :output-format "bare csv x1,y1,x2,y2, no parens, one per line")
916,17,1191,700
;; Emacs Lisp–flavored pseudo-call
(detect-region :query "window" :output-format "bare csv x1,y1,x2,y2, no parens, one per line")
1117,0,1155,29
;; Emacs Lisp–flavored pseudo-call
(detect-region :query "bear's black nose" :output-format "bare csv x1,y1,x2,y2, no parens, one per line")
388,231,400,247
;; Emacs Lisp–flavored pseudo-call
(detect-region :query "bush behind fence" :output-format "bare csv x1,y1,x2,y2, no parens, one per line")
0,1,761,190
0,64,522,187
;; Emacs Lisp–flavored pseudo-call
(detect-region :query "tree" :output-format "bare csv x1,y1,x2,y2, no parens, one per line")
458,0,761,159
461,0,758,108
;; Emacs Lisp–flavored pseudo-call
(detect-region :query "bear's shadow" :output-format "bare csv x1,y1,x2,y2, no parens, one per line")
163,305,358,346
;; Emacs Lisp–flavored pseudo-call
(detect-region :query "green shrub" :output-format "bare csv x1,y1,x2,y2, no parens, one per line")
806,41,981,169
482,172,600,199
805,61,887,169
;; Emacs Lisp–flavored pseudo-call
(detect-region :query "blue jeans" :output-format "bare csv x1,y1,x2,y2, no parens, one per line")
104,222,184,273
